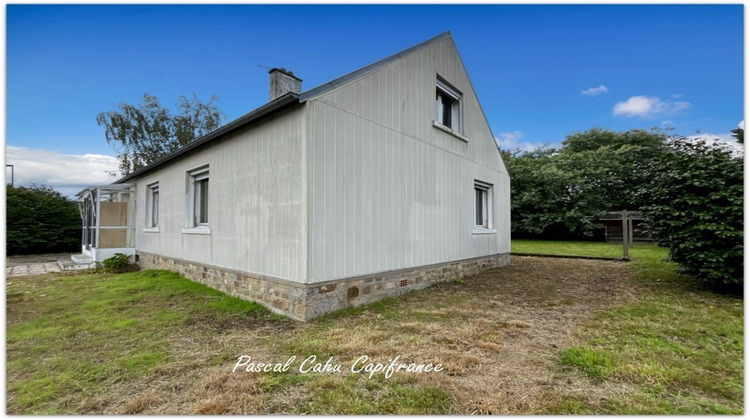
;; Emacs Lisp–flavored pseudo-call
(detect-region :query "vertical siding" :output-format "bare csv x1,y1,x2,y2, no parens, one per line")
307,36,510,281
133,107,307,283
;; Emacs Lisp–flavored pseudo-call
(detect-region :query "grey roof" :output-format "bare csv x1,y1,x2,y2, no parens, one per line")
113,31,452,184
115,92,300,183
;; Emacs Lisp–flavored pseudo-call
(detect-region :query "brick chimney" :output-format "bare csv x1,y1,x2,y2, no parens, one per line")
269,68,302,101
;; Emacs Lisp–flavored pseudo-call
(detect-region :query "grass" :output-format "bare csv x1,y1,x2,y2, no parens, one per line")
511,238,672,264
6,242,744,414
560,347,614,382
554,289,743,414
6,270,287,414
514,240,743,414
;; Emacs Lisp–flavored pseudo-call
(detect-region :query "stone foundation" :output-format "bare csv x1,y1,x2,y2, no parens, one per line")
137,252,511,321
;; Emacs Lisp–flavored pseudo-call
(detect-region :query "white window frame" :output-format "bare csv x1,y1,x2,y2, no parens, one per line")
473,180,496,234
144,182,160,232
434,77,464,137
182,166,211,235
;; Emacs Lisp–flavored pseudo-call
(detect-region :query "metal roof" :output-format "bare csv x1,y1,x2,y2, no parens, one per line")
115,92,300,183
76,183,135,198
113,31,452,184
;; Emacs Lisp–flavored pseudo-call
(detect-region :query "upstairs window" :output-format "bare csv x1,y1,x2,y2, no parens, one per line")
146,182,159,229
435,78,462,132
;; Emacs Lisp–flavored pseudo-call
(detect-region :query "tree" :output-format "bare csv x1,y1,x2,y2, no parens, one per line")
503,128,669,238
635,138,743,289
7,185,81,255
97,93,224,175
730,127,743,144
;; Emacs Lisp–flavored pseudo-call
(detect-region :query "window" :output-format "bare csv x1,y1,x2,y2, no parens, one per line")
194,176,208,225
183,166,210,234
474,180,494,233
435,78,461,132
145,182,159,231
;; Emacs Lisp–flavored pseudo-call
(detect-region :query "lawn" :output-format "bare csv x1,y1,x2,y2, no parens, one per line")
511,238,662,260
6,242,743,414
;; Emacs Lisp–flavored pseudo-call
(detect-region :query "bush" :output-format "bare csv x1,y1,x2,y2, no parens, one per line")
99,253,138,273
502,129,668,239
636,138,743,290
6,185,80,255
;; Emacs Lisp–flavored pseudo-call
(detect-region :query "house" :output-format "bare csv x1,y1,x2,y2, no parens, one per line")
75,32,511,320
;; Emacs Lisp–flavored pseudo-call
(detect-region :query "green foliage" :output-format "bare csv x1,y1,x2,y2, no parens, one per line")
503,128,668,238
97,93,225,175
730,127,743,144
635,138,743,288
6,185,80,255
99,253,133,273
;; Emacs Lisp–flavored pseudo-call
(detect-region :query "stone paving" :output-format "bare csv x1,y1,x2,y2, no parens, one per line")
6,262,62,277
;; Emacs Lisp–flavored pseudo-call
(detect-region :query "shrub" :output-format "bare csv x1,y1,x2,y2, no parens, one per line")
100,253,137,273
6,185,80,255
636,138,743,290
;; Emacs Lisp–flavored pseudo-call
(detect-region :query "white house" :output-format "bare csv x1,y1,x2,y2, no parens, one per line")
76,32,511,320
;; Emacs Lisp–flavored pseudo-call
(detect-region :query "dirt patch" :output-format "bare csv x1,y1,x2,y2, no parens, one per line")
272,256,641,414
416,256,640,413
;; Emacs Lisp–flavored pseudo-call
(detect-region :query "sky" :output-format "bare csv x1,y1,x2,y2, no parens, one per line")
4,4,745,197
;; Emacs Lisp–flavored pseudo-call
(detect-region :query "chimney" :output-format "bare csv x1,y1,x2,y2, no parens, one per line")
269,68,302,101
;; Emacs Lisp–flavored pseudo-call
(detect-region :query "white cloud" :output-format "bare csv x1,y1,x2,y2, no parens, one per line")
613,95,691,118
495,130,539,152
739,120,744,130
581,84,609,96
6,146,121,198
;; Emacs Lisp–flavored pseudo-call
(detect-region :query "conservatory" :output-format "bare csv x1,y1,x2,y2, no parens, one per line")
75,184,136,263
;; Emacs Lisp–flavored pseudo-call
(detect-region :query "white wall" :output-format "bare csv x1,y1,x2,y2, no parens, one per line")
306,35,510,282
133,107,308,283
130,35,510,286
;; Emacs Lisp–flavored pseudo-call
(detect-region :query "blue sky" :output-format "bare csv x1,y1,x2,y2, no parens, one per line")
5,4,744,196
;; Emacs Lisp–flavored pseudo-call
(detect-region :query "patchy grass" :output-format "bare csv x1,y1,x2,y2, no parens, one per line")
6,270,290,414
539,242,743,414
6,243,743,414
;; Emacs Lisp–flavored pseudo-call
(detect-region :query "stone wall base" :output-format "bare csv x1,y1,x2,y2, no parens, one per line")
137,252,511,321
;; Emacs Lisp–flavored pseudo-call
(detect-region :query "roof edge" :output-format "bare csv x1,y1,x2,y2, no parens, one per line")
112,31,453,184
114,92,301,184
299,31,452,101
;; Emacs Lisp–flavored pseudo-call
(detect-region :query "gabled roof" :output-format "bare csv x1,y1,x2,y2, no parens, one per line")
114,31,452,184
300,31,451,101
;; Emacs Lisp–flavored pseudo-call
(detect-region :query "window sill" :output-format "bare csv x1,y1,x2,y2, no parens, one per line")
182,227,211,235
472,228,497,235
432,121,469,142
143,227,160,233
